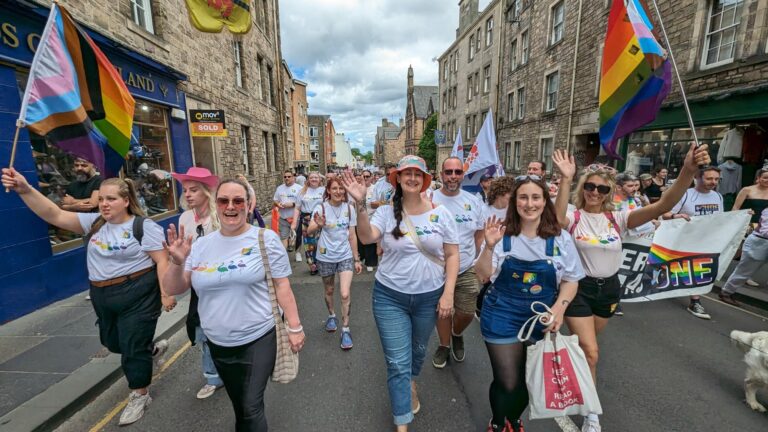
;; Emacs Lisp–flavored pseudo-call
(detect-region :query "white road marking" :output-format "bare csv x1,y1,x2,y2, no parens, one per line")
555,416,581,432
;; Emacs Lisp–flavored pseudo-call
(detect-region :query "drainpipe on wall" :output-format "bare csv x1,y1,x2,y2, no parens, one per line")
565,0,584,153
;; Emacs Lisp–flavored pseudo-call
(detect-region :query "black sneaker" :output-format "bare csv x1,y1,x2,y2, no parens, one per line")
451,334,465,362
614,304,624,316
687,301,711,320
432,345,450,369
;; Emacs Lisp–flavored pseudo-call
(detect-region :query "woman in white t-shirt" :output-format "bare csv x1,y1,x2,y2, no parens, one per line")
475,176,584,432
307,177,361,350
1,168,173,426
294,172,325,275
341,156,459,432
551,144,710,432
163,178,304,432
170,167,224,401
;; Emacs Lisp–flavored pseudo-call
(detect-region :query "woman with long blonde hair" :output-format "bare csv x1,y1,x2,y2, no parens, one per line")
2,167,175,427
551,144,710,432
171,167,224,400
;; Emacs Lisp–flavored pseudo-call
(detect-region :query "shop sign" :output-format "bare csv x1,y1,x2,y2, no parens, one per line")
190,110,227,137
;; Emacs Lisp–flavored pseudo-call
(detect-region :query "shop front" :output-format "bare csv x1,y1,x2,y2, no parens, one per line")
0,2,192,322
619,86,768,207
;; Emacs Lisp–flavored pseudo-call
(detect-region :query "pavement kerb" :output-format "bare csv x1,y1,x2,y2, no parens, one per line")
0,297,190,432
712,280,768,311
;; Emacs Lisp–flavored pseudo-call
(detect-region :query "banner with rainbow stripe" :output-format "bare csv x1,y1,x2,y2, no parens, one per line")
618,211,751,302
17,3,135,178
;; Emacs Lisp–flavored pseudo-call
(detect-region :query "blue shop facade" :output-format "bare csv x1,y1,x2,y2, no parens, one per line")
0,2,194,323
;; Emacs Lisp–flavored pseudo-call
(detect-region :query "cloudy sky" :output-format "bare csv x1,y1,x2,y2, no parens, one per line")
280,0,491,154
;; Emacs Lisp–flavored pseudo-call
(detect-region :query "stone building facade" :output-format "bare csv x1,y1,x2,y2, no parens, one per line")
437,0,503,168
496,0,768,178
404,66,438,155
308,115,335,173
290,79,310,174
375,118,405,166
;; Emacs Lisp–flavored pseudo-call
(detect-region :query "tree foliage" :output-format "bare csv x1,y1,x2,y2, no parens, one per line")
417,113,438,170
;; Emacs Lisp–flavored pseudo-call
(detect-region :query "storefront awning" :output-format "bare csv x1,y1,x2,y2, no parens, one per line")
642,84,768,130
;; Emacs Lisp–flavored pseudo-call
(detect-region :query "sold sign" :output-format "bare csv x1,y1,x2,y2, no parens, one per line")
190,109,227,137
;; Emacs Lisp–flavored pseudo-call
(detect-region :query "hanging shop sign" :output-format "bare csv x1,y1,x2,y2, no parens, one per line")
190,109,227,137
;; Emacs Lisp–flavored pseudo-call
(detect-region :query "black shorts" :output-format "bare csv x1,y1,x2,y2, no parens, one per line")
565,274,621,319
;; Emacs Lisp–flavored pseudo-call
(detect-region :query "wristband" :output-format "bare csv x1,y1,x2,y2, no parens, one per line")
287,325,304,334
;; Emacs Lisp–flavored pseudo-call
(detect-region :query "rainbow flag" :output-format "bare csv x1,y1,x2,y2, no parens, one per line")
599,0,671,159
647,244,698,265
17,4,134,177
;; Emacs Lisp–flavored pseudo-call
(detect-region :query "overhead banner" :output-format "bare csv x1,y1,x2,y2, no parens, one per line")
190,109,227,137
619,211,751,302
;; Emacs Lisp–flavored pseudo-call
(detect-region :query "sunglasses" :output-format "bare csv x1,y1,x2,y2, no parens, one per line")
284,176,293,179
585,164,617,175
363,175,371,178
216,197,247,208
583,182,611,194
196,224,205,238
443,169,464,176
514,175,542,182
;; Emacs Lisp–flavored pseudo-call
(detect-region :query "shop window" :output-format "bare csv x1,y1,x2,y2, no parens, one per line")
702,0,743,68
130,0,154,34
625,125,727,176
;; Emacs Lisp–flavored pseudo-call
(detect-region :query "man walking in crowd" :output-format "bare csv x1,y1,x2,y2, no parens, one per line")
663,166,724,320
432,157,485,368
527,160,546,177
274,169,302,250
61,158,101,212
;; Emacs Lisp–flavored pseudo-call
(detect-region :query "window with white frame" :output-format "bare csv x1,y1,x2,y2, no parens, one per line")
469,35,476,61
521,30,530,64
510,0,522,20
513,141,522,170
233,41,244,88
507,92,515,122
474,72,480,95
130,0,154,34
504,142,512,169
486,17,494,47
540,138,555,172
454,51,459,71
309,126,318,137
550,1,565,45
241,126,251,175
702,0,743,67
467,76,474,101
449,54,454,72
483,65,491,93
517,87,526,119
545,71,559,112
443,61,448,80
510,39,518,71
476,28,482,52
465,116,472,139
442,92,447,113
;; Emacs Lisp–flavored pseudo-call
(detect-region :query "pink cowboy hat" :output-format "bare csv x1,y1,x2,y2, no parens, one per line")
171,167,219,189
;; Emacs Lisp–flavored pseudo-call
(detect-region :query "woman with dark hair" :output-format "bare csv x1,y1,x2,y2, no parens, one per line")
306,176,361,349
484,176,515,222
163,178,305,432
551,144,710,432
475,175,584,432
645,167,668,203
1,167,173,426
341,156,459,432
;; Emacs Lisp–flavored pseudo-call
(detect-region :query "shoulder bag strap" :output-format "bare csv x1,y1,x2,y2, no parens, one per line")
545,236,555,257
603,211,620,237
402,210,445,268
502,235,512,252
133,215,145,245
257,229,281,322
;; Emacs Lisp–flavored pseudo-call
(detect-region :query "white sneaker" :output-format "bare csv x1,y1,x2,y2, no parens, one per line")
746,279,760,287
152,339,168,367
196,384,220,399
295,252,302,262
118,391,151,425
581,418,602,432
85,295,91,301
366,266,374,272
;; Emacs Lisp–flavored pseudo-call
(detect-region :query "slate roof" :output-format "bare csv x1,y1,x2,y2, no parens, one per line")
411,86,438,119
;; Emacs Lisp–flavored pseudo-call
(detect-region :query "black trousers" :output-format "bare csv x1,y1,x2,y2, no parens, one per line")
356,228,378,267
90,269,161,389
209,328,277,432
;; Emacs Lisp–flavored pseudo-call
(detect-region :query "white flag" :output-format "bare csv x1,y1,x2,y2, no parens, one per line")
461,110,503,192
450,127,464,161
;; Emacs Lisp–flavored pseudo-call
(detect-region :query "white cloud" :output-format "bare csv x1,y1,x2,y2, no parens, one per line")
280,0,491,155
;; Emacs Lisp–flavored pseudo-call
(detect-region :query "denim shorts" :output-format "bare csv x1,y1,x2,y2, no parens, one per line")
316,258,355,277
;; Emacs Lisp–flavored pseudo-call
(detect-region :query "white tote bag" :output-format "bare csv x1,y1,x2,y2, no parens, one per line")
519,302,603,419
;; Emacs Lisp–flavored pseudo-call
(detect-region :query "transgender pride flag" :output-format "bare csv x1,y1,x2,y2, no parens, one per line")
599,0,671,159
18,3,135,177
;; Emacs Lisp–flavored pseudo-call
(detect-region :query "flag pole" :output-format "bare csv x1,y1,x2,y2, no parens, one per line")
5,119,23,193
648,0,700,148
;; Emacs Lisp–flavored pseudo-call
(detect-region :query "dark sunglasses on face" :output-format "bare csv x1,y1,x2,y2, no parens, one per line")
284,176,293,179
363,175,371,178
443,169,464,176
216,197,247,208
583,182,611,194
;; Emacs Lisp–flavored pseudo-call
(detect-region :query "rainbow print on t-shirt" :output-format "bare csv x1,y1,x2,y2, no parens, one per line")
429,214,439,223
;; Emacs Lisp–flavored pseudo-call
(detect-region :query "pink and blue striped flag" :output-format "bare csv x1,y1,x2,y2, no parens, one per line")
599,0,671,159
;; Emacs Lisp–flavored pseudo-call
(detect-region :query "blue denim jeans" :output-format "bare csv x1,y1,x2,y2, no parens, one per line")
372,279,443,425
195,326,224,387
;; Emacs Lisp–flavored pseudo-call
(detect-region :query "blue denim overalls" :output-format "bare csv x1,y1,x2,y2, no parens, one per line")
480,235,558,344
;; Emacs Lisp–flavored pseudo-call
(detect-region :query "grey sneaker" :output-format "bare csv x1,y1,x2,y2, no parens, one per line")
581,418,601,432
118,391,151,425
451,334,465,362
432,345,450,369
687,302,711,320
196,384,219,400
